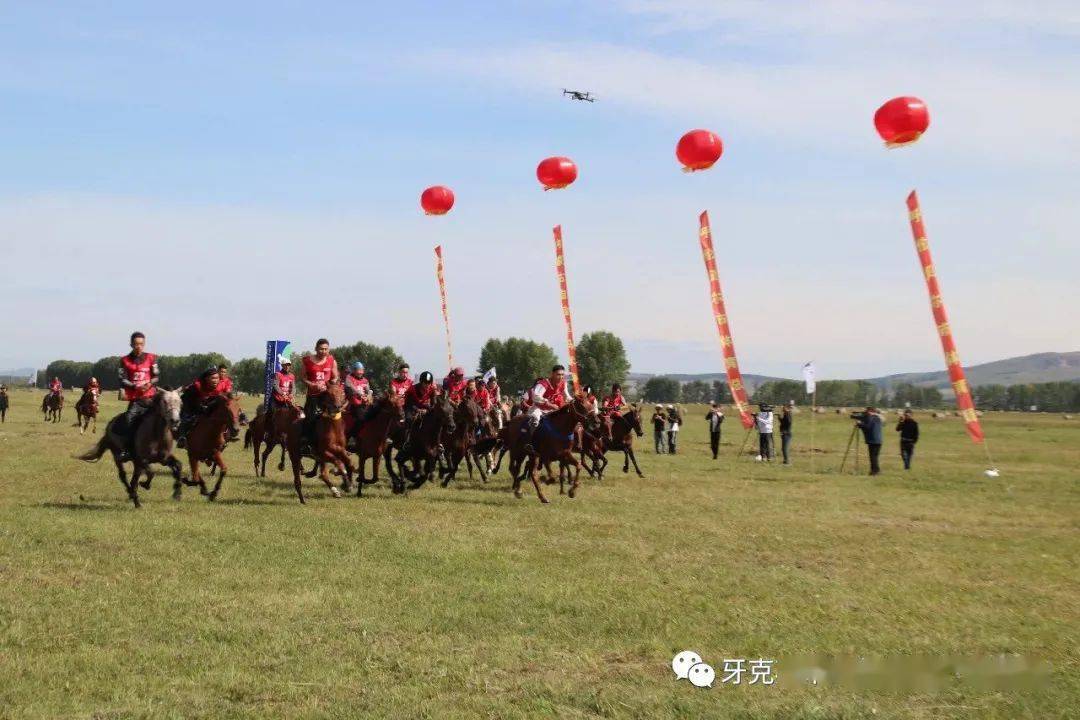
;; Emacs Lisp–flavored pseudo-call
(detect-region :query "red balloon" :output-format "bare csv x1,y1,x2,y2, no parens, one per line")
537,156,577,190
874,96,930,147
676,129,723,172
420,186,455,215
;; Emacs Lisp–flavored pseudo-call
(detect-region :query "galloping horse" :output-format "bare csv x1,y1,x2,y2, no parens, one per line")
501,394,599,503
440,397,485,487
244,404,294,477
389,393,456,490
42,392,63,423
74,390,99,434
605,406,646,478
342,392,404,496
281,382,350,503
76,389,186,507
184,394,242,501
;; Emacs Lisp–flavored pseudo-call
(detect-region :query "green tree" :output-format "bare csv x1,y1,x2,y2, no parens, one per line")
712,380,732,403
331,341,405,393
231,357,265,394
92,356,122,391
682,380,711,403
477,338,559,396
43,360,94,389
642,376,681,403
575,330,630,394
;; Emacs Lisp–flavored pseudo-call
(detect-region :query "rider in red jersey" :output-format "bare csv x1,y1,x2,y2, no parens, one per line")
602,383,626,417
118,331,160,427
301,338,339,438
390,364,414,399
272,359,296,409
344,361,372,427
442,367,468,404
523,365,572,452
405,371,437,424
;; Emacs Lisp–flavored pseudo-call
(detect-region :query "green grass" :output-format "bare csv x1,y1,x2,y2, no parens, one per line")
1,390,1077,719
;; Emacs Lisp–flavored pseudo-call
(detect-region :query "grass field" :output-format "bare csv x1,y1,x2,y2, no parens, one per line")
1,390,1077,719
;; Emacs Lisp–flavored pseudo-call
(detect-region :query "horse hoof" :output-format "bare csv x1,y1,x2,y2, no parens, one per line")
514,490,523,499
341,482,352,494
139,480,151,490
172,492,182,501
330,487,342,498
569,486,578,499
207,491,218,502
539,497,550,504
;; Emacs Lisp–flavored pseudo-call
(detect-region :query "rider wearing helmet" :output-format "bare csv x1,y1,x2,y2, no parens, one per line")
442,367,468,404
344,360,372,426
405,371,437,424
272,359,296,409
83,376,101,400
49,376,64,398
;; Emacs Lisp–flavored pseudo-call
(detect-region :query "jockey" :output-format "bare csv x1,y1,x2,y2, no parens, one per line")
405,371,436,423
344,360,372,426
301,339,339,435
118,331,160,428
272,359,296,409
177,367,223,446
442,367,468,404
602,383,626,417
523,365,572,452
471,377,491,411
49,376,63,397
83,377,101,399
216,364,234,395
390,363,414,398
485,376,500,407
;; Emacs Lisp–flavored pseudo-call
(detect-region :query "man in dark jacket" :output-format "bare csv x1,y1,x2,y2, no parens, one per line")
896,409,920,470
651,405,667,454
779,402,794,464
705,403,724,459
857,407,884,475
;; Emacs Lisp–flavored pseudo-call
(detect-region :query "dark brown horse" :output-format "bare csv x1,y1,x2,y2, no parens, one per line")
282,383,350,503
42,392,63,423
440,397,486,487
74,390,99,434
185,394,242,501
343,392,404,496
389,392,456,490
244,404,294,477
76,389,186,507
606,406,646,477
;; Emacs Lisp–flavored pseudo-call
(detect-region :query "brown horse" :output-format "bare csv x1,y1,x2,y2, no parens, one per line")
500,395,599,503
440,397,486,487
74,390,99,434
184,394,242,501
76,389,186,507
604,406,646,478
244,404,294,477
389,392,456,490
42,392,63,423
343,392,404,496
282,383,350,503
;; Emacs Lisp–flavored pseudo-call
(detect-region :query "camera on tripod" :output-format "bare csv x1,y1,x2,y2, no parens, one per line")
850,411,867,421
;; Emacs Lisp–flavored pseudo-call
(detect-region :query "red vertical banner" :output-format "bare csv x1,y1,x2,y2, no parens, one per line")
906,191,984,443
552,226,579,390
698,212,753,429
434,245,454,371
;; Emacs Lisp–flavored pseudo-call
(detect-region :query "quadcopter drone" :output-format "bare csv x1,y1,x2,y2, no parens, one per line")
562,89,596,103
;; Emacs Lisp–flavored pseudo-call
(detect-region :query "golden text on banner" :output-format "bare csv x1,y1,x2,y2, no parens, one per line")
434,245,455,371
906,191,984,443
552,226,579,388
697,211,753,429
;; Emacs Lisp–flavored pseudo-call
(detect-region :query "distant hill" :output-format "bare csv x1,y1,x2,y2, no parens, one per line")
629,351,1080,391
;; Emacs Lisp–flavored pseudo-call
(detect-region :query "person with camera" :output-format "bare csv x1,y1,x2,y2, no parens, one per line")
651,405,667,454
705,403,724,459
896,409,920,470
855,406,884,475
753,403,775,461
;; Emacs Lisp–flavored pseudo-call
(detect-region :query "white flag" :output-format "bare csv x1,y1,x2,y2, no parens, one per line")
802,362,816,394
482,367,497,383
27,370,36,387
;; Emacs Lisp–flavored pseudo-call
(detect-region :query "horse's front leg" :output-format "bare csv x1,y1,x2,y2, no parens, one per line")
529,456,549,504
112,451,138,508
207,450,227,501
318,451,344,498
289,446,306,504
277,443,286,471
351,453,364,497
167,455,184,500
568,454,582,498
187,451,209,496
628,447,644,478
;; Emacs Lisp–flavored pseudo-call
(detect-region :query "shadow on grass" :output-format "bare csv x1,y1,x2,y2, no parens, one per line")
39,501,129,512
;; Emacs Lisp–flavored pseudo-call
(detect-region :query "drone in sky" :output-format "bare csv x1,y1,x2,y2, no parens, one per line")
562,89,596,103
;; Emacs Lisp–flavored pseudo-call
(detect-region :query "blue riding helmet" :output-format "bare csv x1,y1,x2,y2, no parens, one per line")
352,361,365,372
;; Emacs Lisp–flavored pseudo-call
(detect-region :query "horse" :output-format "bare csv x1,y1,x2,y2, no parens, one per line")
244,404,293,477
184,394,242,501
342,392,404,496
281,383,350,503
74,390,99,434
606,405,646,477
42,392,63,423
500,394,599,503
76,389,186,508
440,397,486,487
389,393,456,490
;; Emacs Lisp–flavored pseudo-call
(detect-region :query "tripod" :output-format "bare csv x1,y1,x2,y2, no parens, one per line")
839,423,860,474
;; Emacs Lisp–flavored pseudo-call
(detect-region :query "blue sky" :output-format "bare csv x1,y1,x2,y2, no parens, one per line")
2,1,1078,380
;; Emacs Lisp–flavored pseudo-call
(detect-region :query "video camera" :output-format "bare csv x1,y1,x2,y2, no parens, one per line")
850,411,867,421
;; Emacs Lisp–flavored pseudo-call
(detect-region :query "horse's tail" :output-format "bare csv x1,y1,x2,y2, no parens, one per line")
76,434,110,462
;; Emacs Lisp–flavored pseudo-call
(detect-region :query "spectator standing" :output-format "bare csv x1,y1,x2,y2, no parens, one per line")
705,403,724,459
857,407,884,475
666,404,682,454
779,402,794,464
651,405,667,454
896,409,920,470
754,404,775,461
0,384,8,423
